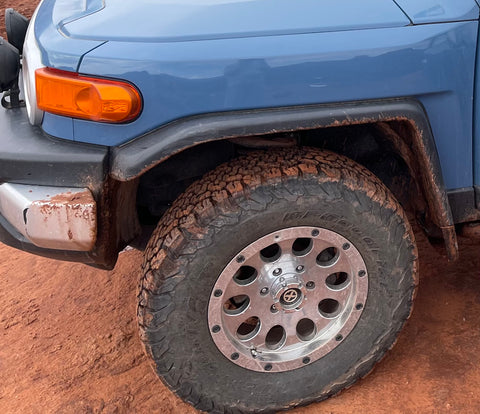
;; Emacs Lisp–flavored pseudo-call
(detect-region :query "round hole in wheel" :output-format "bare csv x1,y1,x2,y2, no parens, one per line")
223,295,250,315
259,243,281,262
265,325,286,350
318,299,341,317
325,272,349,289
296,318,316,341
316,247,339,267
236,316,261,341
232,265,258,285
139,148,417,412
292,237,313,256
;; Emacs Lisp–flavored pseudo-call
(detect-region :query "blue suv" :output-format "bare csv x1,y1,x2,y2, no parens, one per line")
1,1,479,412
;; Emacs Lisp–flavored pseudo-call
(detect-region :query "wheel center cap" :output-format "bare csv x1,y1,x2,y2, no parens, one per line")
277,286,304,310
281,288,301,305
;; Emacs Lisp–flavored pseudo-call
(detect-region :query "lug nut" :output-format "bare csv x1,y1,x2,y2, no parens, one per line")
306,281,315,290
260,287,269,295
270,304,278,313
273,268,282,276
296,265,304,272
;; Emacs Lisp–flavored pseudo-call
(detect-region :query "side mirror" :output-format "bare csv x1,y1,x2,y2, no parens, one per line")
5,8,29,54
0,37,20,92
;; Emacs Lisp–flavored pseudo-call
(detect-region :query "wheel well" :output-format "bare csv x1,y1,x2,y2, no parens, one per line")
133,120,434,246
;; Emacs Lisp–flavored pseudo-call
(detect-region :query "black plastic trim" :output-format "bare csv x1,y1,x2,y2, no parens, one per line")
0,106,108,189
111,98,443,184
0,106,110,267
448,187,480,223
111,97,458,258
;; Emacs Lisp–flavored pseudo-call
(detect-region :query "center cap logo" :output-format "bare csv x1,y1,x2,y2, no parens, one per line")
282,288,299,303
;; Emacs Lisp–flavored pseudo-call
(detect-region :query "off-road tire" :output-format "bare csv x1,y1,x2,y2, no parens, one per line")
138,147,418,413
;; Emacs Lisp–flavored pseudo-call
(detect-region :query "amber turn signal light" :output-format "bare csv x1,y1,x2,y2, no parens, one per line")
35,68,142,123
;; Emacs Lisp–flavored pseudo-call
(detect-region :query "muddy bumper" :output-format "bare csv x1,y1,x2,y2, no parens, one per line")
0,106,108,264
0,184,96,251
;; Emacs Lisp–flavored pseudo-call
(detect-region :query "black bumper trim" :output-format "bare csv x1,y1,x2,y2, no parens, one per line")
0,106,108,189
0,106,111,267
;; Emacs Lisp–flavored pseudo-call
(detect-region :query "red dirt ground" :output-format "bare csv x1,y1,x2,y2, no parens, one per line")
3,2,480,413
3,231,480,414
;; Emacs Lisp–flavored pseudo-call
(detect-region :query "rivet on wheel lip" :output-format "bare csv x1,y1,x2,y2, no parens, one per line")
302,357,311,364
342,243,350,250
236,255,245,263
212,325,221,333
335,334,343,341
264,364,272,371
213,289,223,297
311,229,319,237
358,270,366,277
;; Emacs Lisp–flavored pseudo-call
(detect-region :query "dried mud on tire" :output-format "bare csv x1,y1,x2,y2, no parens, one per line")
138,148,417,413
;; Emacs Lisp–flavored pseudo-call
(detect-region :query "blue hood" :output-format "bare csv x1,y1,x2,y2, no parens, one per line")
59,0,410,42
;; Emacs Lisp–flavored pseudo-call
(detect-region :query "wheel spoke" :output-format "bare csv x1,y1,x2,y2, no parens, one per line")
302,296,331,331
330,251,353,273
280,312,306,347
324,286,351,305
222,305,260,337
224,280,262,300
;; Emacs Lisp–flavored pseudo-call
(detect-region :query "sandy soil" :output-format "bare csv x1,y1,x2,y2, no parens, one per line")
2,231,480,414
3,2,480,413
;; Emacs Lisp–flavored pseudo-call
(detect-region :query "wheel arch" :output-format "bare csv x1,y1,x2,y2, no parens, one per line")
111,98,458,260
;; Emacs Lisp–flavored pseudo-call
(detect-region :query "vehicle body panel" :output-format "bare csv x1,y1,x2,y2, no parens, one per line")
34,0,104,71
61,0,410,42
395,0,479,24
70,21,478,190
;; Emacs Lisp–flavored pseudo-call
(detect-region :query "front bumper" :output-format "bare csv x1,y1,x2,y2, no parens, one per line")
0,105,109,264
0,183,96,251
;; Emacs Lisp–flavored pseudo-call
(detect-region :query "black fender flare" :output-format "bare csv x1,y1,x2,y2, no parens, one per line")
110,98,458,259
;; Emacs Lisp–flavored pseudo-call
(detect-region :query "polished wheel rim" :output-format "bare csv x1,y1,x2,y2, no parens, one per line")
208,226,368,372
